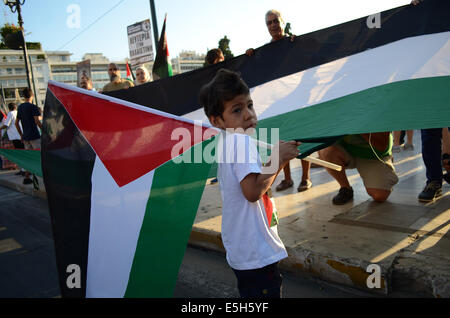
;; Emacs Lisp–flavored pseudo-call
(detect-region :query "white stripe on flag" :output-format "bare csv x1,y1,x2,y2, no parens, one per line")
183,31,450,124
86,157,154,298
252,32,450,120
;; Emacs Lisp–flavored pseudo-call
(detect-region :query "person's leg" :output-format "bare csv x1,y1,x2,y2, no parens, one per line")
357,156,398,203
400,130,406,145
297,159,312,192
404,130,414,150
22,140,34,184
442,128,450,183
442,128,450,156
319,146,351,188
419,129,442,202
393,131,402,152
319,146,354,204
366,188,392,202
232,263,282,298
275,162,293,191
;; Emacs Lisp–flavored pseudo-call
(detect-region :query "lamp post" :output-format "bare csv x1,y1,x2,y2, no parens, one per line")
3,0,32,90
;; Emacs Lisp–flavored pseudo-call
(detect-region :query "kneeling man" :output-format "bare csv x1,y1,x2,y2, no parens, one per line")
319,132,398,205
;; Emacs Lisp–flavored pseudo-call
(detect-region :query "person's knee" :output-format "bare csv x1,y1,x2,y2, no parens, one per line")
366,188,391,202
319,147,335,161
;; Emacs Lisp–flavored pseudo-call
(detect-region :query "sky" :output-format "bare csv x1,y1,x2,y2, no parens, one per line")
1,0,410,62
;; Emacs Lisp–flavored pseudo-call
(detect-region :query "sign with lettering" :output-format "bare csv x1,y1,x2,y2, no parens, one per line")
127,19,154,67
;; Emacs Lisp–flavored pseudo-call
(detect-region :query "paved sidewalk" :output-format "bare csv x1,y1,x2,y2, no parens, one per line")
0,132,449,297
190,134,450,297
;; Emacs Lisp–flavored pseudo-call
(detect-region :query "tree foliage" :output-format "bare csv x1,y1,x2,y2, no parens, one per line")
218,35,234,60
0,23,41,50
0,23,21,44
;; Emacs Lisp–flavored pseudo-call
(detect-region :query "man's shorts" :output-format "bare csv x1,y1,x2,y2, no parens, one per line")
24,138,41,150
336,144,399,191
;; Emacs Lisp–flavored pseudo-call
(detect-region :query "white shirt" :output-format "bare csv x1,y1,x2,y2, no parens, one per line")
3,110,21,141
217,132,287,270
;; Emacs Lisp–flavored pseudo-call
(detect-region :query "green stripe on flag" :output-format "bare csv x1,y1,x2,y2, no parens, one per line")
0,149,42,177
258,76,450,141
124,138,214,297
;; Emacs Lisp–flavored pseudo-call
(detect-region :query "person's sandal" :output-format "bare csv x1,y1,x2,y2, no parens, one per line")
332,187,354,205
275,179,293,191
297,179,312,192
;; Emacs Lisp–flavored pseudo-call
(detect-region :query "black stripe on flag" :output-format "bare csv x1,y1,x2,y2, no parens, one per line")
42,89,96,297
106,0,449,116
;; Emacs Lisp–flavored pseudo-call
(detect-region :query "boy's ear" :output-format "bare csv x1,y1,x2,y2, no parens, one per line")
208,115,223,129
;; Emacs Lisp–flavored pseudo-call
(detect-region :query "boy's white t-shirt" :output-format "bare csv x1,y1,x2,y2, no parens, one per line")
4,110,21,141
217,132,287,271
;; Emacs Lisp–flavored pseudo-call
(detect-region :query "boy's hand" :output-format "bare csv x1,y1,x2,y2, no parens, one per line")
277,140,301,165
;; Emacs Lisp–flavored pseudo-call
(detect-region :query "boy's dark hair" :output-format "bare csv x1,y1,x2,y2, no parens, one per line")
22,87,34,99
199,69,250,119
205,48,222,65
7,102,16,111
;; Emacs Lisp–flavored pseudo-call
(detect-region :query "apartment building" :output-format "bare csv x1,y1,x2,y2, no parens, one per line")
1,48,206,112
0,49,50,109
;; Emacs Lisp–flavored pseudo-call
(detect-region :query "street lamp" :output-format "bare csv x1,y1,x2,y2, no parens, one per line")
3,0,32,90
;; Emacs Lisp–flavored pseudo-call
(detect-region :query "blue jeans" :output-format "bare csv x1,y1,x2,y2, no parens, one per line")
232,262,282,298
421,128,442,183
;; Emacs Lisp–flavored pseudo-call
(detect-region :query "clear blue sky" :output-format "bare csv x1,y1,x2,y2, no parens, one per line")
1,0,409,62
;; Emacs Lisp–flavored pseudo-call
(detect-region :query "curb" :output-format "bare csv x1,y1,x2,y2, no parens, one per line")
189,226,448,297
0,172,47,200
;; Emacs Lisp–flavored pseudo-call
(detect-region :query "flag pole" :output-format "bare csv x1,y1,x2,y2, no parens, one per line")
149,0,159,48
256,139,342,171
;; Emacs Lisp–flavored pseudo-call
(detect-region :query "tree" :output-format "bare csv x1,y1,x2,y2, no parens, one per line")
218,35,234,60
0,23,41,50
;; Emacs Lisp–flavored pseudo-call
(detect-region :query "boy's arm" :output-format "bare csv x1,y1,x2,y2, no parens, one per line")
240,140,300,202
34,116,43,130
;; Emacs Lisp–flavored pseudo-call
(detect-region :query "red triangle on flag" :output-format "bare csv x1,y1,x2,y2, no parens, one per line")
48,82,217,187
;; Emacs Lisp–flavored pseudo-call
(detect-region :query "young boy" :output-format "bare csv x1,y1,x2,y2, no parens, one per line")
199,69,300,298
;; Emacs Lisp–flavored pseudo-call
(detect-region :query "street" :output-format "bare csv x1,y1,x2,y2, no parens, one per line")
0,184,424,298
0,184,363,298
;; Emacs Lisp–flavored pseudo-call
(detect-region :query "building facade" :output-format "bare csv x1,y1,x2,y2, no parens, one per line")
0,49,50,109
1,48,206,113
171,50,206,75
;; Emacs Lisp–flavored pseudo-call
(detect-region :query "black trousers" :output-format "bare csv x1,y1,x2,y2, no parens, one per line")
232,262,282,298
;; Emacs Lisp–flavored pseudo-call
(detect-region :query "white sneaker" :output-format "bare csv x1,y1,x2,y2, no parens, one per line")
392,145,402,153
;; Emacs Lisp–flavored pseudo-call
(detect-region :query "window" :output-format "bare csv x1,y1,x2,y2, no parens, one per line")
16,79,27,86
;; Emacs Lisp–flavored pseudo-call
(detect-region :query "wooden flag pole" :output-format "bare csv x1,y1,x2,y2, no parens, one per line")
254,138,342,172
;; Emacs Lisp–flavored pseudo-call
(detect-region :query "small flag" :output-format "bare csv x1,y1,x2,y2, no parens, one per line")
126,62,134,83
152,14,172,80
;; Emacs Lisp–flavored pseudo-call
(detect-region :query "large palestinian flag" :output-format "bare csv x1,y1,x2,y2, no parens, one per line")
108,0,450,151
42,82,218,297
41,0,450,298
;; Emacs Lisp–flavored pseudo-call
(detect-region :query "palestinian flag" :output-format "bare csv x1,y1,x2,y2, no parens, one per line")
108,0,450,155
42,81,218,297
125,62,134,83
152,14,172,80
